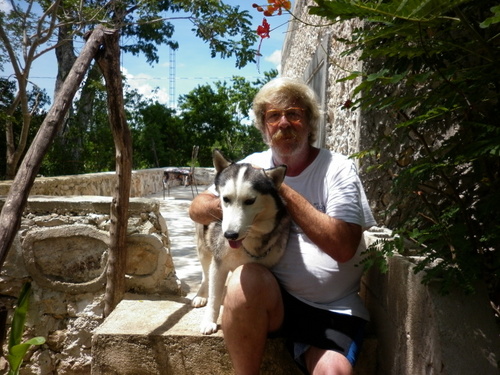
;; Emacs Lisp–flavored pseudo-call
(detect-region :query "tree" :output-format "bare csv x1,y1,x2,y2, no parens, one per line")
51,0,258,174
0,23,109,271
134,102,190,168
0,78,49,178
178,72,276,166
0,1,60,178
40,75,115,176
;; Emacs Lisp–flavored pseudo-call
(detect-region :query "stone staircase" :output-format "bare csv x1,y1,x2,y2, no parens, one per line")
91,294,377,374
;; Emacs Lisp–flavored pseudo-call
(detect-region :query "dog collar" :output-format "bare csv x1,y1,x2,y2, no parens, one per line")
242,244,273,260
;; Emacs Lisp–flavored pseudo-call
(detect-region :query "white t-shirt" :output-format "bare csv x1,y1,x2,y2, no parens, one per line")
214,148,376,320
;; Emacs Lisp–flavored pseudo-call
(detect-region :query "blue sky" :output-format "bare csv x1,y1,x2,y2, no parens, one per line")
0,1,288,108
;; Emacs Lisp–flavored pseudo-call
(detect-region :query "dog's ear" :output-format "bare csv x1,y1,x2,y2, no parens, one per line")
264,165,287,189
212,149,232,173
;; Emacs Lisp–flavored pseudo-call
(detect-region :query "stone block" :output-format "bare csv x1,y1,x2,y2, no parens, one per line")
91,296,303,375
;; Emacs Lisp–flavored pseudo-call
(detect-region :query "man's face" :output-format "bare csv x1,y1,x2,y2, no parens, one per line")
264,102,309,156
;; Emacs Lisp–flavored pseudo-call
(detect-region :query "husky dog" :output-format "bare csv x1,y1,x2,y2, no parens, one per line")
191,150,290,335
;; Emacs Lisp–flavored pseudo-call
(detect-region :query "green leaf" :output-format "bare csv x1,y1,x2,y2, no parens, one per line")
310,0,473,22
8,283,31,350
7,283,45,375
366,69,390,81
390,72,407,84
8,338,46,375
337,71,363,82
479,5,500,28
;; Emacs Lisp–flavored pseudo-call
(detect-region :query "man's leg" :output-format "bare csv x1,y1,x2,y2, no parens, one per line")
304,346,353,375
222,263,284,375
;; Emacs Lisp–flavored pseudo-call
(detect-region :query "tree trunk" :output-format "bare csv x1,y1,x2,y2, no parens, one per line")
0,26,107,269
0,22,30,180
95,29,133,317
54,23,77,103
55,25,102,172
69,63,103,171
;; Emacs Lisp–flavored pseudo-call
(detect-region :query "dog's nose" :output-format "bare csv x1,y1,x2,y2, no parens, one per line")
224,231,239,240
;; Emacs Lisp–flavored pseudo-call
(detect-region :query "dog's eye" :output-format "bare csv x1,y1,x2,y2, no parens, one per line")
244,198,256,205
222,196,231,204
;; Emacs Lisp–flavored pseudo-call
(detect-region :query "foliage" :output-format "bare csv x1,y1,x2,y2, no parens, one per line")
0,78,49,179
37,71,276,175
123,72,275,169
311,0,500,296
35,0,259,68
133,102,190,168
39,79,115,175
7,282,45,375
358,234,404,274
177,73,275,166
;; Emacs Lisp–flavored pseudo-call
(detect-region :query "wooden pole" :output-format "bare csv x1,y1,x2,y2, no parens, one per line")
95,29,133,317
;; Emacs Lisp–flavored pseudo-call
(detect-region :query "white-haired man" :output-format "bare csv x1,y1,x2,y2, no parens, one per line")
189,77,376,375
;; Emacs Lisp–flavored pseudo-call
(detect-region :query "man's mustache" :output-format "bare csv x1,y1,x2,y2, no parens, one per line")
271,128,299,142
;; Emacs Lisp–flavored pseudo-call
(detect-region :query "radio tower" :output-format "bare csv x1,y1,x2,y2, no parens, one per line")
169,47,176,110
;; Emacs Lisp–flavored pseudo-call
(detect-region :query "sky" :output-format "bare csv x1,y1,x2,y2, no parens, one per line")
0,0,288,108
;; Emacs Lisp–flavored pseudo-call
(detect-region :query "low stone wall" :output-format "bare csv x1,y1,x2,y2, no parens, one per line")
0,167,214,197
0,196,180,374
360,244,500,374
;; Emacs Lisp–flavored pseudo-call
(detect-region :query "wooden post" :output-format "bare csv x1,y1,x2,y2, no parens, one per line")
95,29,133,317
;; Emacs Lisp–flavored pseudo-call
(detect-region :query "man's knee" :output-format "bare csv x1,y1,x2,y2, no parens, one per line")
226,263,277,297
224,263,283,329
304,347,353,375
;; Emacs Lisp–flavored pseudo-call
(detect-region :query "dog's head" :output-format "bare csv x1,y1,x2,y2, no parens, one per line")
212,149,287,249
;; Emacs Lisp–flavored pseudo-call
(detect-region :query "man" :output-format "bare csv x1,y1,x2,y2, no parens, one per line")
189,77,376,375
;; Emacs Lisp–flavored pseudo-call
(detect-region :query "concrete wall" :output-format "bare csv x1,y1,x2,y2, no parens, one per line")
361,253,500,375
281,0,364,156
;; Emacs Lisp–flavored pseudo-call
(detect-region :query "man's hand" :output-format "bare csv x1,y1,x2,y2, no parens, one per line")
279,183,361,263
189,190,222,225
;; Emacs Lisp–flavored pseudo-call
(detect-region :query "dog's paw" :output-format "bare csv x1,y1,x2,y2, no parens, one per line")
191,296,207,308
200,321,218,335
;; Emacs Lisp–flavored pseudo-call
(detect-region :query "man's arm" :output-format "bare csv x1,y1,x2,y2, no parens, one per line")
279,183,362,263
188,190,222,225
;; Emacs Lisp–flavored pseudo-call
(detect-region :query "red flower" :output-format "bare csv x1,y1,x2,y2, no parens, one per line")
253,1,291,17
266,0,291,16
253,1,290,70
257,18,271,39
342,99,353,109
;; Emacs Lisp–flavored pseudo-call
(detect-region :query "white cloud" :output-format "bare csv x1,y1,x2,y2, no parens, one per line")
121,67,170,105
264,49,282,73
0,0,12,13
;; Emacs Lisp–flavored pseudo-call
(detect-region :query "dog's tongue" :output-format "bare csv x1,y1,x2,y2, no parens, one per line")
228,239,243,249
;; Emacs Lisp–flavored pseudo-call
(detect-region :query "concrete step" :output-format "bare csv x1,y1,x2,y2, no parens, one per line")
91,295,377,375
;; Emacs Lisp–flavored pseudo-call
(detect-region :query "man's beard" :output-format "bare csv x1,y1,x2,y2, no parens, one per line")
269,128,307,157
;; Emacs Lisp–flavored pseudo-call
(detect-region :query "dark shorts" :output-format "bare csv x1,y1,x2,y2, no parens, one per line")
270,288,367,372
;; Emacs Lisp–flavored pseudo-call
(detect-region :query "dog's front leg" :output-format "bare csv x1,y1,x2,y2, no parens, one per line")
192,245,212,308
200,260,228,335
